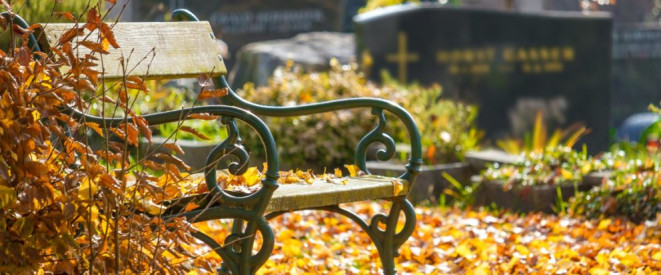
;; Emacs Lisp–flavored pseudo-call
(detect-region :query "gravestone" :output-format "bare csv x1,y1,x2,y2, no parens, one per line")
354,4,612,153
134,0,365,69
612,24,661,127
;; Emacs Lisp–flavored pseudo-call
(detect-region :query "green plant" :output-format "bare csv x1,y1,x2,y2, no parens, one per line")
642,102,661,153
1,0,89,50
496,110,588,155
239,61,480,169
92,79,228,141
481,145,597,188
441,172,478,210
569,170,661,223
568,141,661,222
239,61,389,169
382,73,481,164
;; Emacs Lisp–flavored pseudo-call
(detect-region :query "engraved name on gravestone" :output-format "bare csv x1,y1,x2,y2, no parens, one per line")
354,4,612,152
135,0,364,69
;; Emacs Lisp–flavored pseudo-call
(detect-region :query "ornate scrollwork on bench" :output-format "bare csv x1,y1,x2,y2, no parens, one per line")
356,107,397,174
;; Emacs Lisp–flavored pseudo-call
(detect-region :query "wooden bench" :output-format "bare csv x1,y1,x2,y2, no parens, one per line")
26,9,422,275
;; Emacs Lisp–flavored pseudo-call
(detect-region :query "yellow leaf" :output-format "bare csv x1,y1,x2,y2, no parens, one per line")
653,251,661,261
515,244,529,256
140,199,167,215
243,167,262,187
334,168,342,178
344,164,361,177
455,242,475,259
471,263,491,275
597,219,611,230
282,238,302,256
0,185,17,210
392,179,404,196
588,268,609,275
78,177,98,200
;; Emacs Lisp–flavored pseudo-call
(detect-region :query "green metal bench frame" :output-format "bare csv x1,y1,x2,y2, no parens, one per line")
14,9,422,274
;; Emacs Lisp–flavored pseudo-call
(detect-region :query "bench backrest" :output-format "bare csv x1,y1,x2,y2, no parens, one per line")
34,21,226,81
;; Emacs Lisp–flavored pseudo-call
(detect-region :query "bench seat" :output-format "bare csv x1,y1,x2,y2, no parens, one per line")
164,174,409,214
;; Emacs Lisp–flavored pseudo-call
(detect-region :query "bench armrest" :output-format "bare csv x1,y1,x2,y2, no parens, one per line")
214,76,423,185
169,8,422,183
64,105,281,209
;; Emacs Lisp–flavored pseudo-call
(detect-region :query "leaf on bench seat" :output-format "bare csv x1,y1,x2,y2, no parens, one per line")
393,179,404,196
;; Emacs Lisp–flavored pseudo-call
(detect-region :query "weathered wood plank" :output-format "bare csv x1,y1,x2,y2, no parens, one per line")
163,175,409,214
266,175,409,212
36,21,226,80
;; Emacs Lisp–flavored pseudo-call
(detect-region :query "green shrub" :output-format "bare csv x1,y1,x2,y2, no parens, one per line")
569,144,661,223
239,61,390,169
9,0,89,23
481,145,598,188
91,80,228,142
238,61,480,169
381,73,481,164
1,0,90,50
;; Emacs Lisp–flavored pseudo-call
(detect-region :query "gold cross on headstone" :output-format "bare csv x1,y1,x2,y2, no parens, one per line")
386,32,419,83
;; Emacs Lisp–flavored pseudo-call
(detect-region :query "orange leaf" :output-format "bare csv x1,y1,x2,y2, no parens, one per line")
98,174,122,194
154,153,191,171
99,22,119,49
184,201,199,211
79,41,109,54
118,88,128,104
55,11,75,21
197,88,228,100
164,142,185,155
82,68,100,86
426,145,436,163
132,115,152,143
85,122,104,137
57,27,84,45
25,161,49,176
179,126,210,140
126,76,148,92
123,123,139,146
86,8,100,31
187,113,220,120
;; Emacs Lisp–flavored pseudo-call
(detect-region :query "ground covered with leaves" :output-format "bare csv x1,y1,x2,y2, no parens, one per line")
186,201,661,274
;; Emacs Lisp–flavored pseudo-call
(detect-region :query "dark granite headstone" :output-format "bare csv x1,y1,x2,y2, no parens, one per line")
612,25,661,127
135,0,363,69
354,4,612,153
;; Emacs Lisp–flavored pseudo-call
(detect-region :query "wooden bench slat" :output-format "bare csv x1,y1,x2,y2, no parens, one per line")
164,175,409,214
36,21,226,80
266,175,409,212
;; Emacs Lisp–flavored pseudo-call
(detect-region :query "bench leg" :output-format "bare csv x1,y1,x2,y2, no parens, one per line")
372,198,416,275
316,198,416,274
218,218,246,274
191,215,273,275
